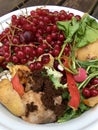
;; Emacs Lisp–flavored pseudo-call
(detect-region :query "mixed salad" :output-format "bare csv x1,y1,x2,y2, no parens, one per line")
0,7,98,124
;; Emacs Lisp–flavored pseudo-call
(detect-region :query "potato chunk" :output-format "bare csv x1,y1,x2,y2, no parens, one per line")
0,79,25,116
83,96,98,107
75,40,98,61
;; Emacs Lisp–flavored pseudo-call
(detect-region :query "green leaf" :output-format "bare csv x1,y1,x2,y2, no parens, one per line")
57,14,98,48
57,17,80,43
57,102,90,123
76,14,98,47
45,67,67,89
76,25,98,47
49,75,67,89
57,21,70,35
62,91,69,99
81,14,98,29
57,108,77,123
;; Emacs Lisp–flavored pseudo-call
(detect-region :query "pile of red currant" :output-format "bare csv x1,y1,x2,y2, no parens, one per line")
0,8,81,70
82,78,98,98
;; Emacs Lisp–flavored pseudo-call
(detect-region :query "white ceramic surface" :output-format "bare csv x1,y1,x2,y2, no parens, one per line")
0,5,98,130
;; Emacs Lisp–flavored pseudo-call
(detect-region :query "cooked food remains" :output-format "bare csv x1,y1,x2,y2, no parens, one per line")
0,8,98,124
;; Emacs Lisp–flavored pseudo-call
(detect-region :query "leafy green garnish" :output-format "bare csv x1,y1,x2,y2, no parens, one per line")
57,14,98,74
62,91,69,100
76,15,98,47
57,17,80,74
57,14,98,48
57,102,90,123
49,74,67,89
57,17,80,43
76,59,98,67
45,67,67,89
58,92,90,123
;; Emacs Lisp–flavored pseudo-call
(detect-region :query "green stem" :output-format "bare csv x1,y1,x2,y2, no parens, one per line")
58,58,74,74
57,40,75,74
58,40,68,59
78,72,98,89
57,36,79,74
86,65,98,72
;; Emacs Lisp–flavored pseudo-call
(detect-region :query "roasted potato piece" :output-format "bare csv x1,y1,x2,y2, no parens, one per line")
75,40,98,61
83,96,98,107
0,79,25,116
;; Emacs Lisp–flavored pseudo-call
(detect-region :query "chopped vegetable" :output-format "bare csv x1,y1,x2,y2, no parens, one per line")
11,73,24,96
63,57,80,109
74,68,87,82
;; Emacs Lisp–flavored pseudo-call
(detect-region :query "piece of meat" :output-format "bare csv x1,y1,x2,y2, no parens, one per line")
22,90,56,124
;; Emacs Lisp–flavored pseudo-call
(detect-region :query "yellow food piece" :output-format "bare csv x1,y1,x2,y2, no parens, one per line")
75,40,98,61
83,96,98,107
0,79,25,116
7,64,30,77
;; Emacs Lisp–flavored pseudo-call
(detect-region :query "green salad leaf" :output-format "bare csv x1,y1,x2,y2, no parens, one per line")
57,14,98,48
49,75,67,89
45,67,67,89
57,101,90,123
57,17,80,43
76,15,98,47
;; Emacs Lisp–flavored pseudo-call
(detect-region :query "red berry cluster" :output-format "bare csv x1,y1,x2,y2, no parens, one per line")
0,8,81,70
82,78,98,98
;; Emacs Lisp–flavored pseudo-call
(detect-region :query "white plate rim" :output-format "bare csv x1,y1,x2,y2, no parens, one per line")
0,5,98,130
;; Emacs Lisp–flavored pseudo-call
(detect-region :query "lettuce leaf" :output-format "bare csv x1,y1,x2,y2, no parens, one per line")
76,15,98,47
45,67,67,89
57,17,79,43
57,14,98,48
57,102,90,123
